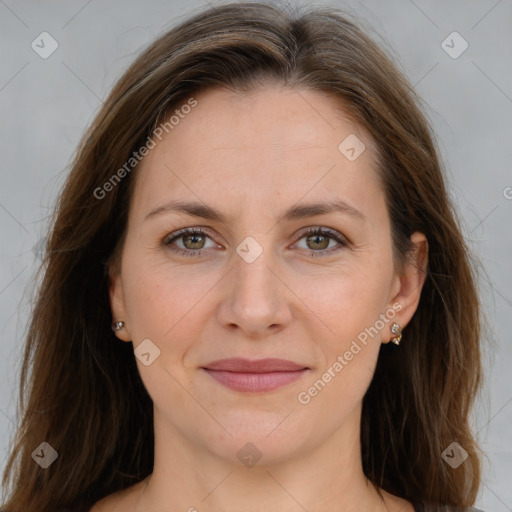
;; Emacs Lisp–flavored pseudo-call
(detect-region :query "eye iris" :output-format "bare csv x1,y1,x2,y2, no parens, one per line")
176,231,335,252
307,234,329,250
183,234,205,250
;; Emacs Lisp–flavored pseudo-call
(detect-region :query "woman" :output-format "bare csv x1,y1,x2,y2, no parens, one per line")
1,2,485,511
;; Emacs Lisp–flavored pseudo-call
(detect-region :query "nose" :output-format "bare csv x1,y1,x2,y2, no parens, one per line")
216,241,293,338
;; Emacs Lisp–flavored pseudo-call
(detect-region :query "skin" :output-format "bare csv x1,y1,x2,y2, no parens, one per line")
95,85,428,512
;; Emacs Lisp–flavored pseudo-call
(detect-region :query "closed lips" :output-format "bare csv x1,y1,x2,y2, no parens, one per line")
202,358,308,372
201,358,310,392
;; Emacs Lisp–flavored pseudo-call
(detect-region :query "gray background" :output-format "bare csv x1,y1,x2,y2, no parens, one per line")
1,0,511,509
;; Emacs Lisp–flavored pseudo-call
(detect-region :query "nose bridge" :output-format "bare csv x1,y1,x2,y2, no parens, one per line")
218,234,291,333
232,235,277,303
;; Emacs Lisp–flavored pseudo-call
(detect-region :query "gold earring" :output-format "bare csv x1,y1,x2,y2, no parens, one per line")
390,322,402,346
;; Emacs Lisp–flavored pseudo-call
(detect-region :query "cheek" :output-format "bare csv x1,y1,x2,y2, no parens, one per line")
121,253,221,347
120,257,219,406
304,263,392,347
295,271,386,420
295,258,392,404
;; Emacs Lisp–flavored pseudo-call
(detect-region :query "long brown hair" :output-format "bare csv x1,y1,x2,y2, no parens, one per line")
2,2,484,510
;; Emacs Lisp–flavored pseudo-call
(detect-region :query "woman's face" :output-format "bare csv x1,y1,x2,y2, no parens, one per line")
110,85,426,466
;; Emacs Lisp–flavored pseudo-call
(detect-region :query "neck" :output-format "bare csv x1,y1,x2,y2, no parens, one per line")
135,404,396,512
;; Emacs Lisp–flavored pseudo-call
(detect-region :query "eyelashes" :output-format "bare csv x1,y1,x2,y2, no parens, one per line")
163,226,348,259
163,227,218,258
292,227,347,257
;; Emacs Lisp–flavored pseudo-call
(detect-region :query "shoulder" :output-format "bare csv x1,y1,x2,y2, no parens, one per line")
415,504,487,512
90,493,132,512
90,479,148,512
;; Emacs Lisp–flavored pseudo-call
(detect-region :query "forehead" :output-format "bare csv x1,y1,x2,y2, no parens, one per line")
130,86,383,221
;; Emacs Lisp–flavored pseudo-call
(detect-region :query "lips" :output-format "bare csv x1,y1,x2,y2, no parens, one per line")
201,358,309,392
203,357,308,373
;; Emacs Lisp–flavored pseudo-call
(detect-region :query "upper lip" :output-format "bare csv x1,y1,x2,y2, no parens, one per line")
202,358,308,373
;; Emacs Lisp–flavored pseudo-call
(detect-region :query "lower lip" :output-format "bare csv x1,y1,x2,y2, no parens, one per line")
203,369,308,392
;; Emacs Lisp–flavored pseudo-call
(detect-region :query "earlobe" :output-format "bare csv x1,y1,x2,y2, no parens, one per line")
108,269,132,342
385,232,428,344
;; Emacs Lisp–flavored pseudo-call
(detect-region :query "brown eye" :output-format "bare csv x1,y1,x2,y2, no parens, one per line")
305,233,330,250
182,233,206,250
164,228,218,257
295,227,347,257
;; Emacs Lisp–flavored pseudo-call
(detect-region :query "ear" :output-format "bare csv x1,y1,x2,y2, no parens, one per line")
384,231,428,344
108,267,132,342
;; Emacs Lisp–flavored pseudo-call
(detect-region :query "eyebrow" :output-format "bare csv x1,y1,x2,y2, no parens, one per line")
144,199,365,223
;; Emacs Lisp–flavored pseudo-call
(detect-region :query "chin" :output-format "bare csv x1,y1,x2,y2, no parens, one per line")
197,414,310,466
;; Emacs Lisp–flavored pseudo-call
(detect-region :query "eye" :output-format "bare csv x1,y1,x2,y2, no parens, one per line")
294,227,347,257
163,226,347,259
163,227,219,257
